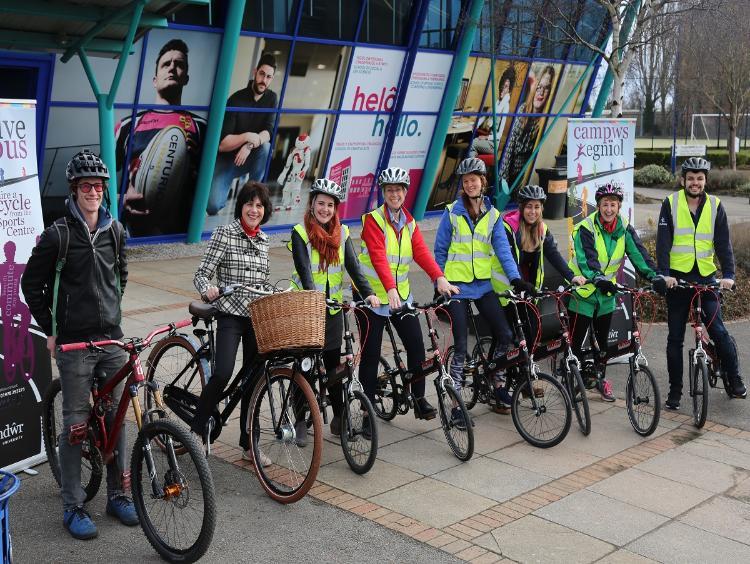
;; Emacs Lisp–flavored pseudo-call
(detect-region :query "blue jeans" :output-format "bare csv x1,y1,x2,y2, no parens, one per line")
56,346,128,510
666,286,738,398
207,142,271,215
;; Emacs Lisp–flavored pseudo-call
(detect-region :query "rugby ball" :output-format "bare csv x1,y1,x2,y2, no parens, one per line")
134,125,189,215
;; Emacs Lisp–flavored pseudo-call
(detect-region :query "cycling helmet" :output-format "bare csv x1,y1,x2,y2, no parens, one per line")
66,149,110,182
517,184,547,203
456,157,486,177
310,178,346,203
681,157,711,176
594,181,624,203
377,166,410,188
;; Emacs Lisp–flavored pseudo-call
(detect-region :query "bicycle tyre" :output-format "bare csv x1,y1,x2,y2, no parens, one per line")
341,390,378,475
511,372,572,449
373,357,398,420
131,418,216,563
41,378,103,502
565,361,591,436
692,356,709,428
626,364,661,437
436,376,474,461
248,367,322,504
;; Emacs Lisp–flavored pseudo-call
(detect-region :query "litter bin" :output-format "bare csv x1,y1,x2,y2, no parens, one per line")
536,167,568,219
0,471,20,563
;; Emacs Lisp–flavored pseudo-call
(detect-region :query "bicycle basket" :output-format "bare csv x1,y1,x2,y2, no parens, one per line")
248,290,326,354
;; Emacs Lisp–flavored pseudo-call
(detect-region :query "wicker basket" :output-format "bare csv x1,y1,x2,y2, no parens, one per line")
248,290,326,354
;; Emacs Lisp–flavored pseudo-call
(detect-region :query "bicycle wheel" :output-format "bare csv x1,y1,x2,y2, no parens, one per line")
511,372,572,449
692,356,709,428
626,364,661,436
41,378,102,502
435,374,474,461
373,357,398,420
341,389,378,475
442,345,478,411
248,367,322,504
131,418,215,563
565,361,591,436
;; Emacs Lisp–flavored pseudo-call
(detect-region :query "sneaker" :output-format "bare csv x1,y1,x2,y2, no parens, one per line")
362,415,372,440
295,420,308,447
242,448,272,468
450,407,467,430
599,379,615,402
728,376,747,399
492,387,512,414
105,495,139,526
415,397,437,420
63,506,98,540
330,416,341,436
665,396,680,410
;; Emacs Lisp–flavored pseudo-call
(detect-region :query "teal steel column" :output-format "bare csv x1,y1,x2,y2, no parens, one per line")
412,0,485,220
187,0,246,243
592,0,640,117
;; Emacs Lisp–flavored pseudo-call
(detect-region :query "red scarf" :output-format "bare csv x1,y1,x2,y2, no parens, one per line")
240,217,260,238
304,208,342,271
600,215,617,234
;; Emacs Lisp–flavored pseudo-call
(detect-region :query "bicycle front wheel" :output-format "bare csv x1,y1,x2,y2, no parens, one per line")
436,376,474,461
692,356,709,428
341,390,378,475
626,364,660,436
42,378,103,502
248,367,322,504
512,372,572,449
565,361,591,436
131,418,216,563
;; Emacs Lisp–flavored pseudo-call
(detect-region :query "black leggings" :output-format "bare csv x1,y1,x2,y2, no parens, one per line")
568,311,612,377
355,307,427,405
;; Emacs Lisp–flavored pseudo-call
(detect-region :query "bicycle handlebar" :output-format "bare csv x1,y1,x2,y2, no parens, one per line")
325,297,372,309
673,279,729,292
58,318,192,353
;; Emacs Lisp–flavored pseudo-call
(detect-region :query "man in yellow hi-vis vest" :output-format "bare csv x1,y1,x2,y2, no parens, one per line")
656,157,746,409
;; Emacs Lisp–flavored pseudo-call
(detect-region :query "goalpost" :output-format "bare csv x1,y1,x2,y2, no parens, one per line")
690,113,750,148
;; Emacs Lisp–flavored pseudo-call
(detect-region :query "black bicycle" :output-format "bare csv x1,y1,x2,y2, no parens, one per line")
374,296,474,461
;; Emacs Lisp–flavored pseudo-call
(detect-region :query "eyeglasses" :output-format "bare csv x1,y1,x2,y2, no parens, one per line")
78,182,105,193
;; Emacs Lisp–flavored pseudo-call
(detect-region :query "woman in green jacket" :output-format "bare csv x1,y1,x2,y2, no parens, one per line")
569,182,661,401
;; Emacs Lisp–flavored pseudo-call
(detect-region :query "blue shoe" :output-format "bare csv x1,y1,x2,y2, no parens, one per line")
63,506,98,540
106,495,139,526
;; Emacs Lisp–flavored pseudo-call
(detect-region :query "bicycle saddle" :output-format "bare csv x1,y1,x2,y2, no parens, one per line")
189,301,218,320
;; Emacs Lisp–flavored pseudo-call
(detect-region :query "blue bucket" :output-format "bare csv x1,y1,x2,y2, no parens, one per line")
0,471,20,563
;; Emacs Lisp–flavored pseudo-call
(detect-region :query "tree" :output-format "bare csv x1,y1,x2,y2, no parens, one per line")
680,0,750,169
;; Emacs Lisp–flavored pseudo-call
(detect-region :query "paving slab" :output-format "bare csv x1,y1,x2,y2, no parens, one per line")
367,419,415,447
424,419,522,456
679,495,750,546
588,467,714,518
534,489,668,546
433,456,550,503
595,549,657,563
317,458,421,498
377,434,464,475
474,515,613,563
488,441,601,479
678,432,750,470
635,449,750,493
370,477,496,528
627,521,750,564
726,476,750,504
554,418,662,459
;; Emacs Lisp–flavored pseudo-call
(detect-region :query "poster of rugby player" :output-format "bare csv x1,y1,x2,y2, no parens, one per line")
115,38,207,237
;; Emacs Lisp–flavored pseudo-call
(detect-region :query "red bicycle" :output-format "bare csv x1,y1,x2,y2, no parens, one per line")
42,320,216,563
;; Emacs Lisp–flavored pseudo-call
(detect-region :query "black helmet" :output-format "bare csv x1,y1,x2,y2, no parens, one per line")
681,157,710,176
456,157,486,176
310,178,346,203
517,184,547,203
66,149,109,182
594,181,624,203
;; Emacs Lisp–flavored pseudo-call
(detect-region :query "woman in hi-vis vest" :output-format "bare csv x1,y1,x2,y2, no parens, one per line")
357,166,459,422
289,178,380,438
434,158,536,417
568,182,660,402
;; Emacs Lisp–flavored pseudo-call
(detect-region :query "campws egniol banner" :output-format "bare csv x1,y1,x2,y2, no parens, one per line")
0,99,51,472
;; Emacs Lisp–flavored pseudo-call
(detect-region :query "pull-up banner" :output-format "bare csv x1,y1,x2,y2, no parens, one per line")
0,99,50,472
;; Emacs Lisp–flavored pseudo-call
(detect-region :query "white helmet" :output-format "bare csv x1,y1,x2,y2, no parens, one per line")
456,157,486,177
378,166,410,188
310,178,346,203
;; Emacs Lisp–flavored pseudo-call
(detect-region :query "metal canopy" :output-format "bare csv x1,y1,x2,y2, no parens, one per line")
0,0,210,60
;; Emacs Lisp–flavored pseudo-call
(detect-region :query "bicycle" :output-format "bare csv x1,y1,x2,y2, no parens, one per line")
42,320,216,563
575,283,661,437
374,296,474,461
144,282,323,504
674,280,739,428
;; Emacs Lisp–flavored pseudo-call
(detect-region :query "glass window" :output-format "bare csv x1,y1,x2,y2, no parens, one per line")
498,0,538,58
169,3,224,27
359,0,414,46
282,43,351,110
298,0,362,41
472,0,501,54
242,0,299,34
537,0,577,60
420,0,462,50
569,3,608,62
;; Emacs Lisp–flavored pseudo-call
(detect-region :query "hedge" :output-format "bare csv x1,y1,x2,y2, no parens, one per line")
635,149,750,169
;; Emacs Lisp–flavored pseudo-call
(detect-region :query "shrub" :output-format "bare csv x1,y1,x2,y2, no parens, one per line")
634,164,675,186
706,169,750,193
634,149,750,169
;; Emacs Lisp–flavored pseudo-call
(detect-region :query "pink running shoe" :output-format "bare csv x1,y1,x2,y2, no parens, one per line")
599,379,615,402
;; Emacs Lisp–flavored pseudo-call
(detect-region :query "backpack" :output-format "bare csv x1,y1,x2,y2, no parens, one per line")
50,218,124,336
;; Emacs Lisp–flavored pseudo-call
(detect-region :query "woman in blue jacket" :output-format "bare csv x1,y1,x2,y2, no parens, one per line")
435,158,536,417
